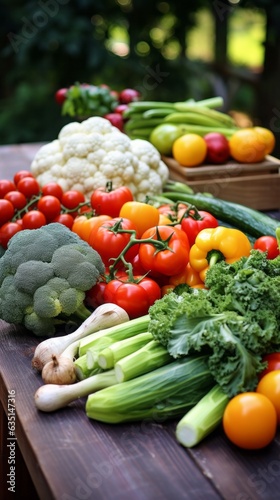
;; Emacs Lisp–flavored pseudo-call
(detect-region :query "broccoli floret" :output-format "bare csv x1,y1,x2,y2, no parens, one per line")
51,243,104,290
0,223,105,336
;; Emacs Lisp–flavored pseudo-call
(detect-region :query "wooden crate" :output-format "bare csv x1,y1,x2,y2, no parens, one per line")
163,154,280,210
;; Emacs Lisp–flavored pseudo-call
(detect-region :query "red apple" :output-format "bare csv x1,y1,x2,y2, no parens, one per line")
114,104,129,115
119,88,141,104
204,132,230,164
103,113,124,131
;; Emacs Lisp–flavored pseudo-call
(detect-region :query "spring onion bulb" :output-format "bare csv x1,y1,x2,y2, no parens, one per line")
32,303,129,372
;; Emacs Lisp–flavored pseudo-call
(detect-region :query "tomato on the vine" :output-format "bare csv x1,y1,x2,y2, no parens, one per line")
88,217,139,267
4,190,27,210
223,392,277,449
53,213,74,229
0,179,16,198
41,182,64,200
22,210,47,229
0,221,22,248
37,195,62,222
61,190,86,210
13,170,34,185
139,225,190,276
254,236,280,259
181,209,218,247
17,176,40,199
0,199,15,226
103,276,161,318
90,183,133,218
85,281,108,309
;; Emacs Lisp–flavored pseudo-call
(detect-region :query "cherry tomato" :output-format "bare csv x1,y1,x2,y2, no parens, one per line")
52,213,74,229
88,217,139,267
72,215,112,242
0,180,17,198
119,201,159,237
139,225,190,276
258,353,280,379
223,392,277,449
257,370,280,423
0,199,15,226
13,170,34,185
254,236,280,259
0,222,22,248
41,182,64,200
22,210,47,229
17,177,40,199
37,195,61,222
61,190,85,210
90,183,134,218
4,190,27,210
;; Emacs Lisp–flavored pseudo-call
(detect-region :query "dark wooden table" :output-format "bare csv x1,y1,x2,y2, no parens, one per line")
1,143,280,500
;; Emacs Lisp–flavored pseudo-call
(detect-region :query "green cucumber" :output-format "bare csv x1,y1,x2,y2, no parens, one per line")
163,191,280,238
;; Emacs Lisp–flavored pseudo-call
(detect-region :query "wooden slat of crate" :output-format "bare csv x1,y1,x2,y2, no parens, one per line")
163,155,280,210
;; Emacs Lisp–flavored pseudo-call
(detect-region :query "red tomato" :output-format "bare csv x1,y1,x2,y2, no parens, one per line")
258,353,280,379
0,199,15,226
254,236,280,259
85,281,107,309
41,182,64,200
4,190,27,210
13,170,34,185
0,222,22,248
89,217,139,267
22,210,47,229
257,370,280,424
17,177,40,199
103,276,161,318
90,183,134,218
53,213,74,229
181,210,218,247
37,195,61,222
61,190,85,211
0,180,16,198
139,225,190,276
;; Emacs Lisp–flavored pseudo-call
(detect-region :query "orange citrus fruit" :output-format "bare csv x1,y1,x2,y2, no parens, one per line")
172,133,207,167
229,127,275,163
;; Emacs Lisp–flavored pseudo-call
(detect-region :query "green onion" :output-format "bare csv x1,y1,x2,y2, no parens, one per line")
97,332,153,370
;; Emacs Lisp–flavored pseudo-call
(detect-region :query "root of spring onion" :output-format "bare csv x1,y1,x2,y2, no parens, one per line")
32,303,129,372
34,369,118,412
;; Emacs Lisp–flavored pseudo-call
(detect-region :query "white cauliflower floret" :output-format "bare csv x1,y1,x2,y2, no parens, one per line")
30,116,170,200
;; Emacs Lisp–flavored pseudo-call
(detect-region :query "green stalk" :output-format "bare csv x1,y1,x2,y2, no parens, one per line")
115,339,173,383
74,354,102,380
97,332,153,370
176,385,229,448
86,355,215,423
86,336,116,370
78,314,150,357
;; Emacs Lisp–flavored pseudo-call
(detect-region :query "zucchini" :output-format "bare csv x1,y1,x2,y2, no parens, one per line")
163,191,280,238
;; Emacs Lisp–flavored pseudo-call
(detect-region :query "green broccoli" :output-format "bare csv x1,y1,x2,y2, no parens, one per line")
0,223,105,336
148,251,280,397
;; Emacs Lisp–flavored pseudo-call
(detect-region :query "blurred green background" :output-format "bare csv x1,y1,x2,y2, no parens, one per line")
1,0,280,154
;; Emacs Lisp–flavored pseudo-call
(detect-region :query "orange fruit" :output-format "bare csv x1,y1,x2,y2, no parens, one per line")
172,133,207,167
229,127,274,163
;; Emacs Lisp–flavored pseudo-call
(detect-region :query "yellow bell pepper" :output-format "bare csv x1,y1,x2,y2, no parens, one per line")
189,226,252,282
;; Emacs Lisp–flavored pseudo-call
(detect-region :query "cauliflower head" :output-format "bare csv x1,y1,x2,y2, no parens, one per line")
30,117,169,200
